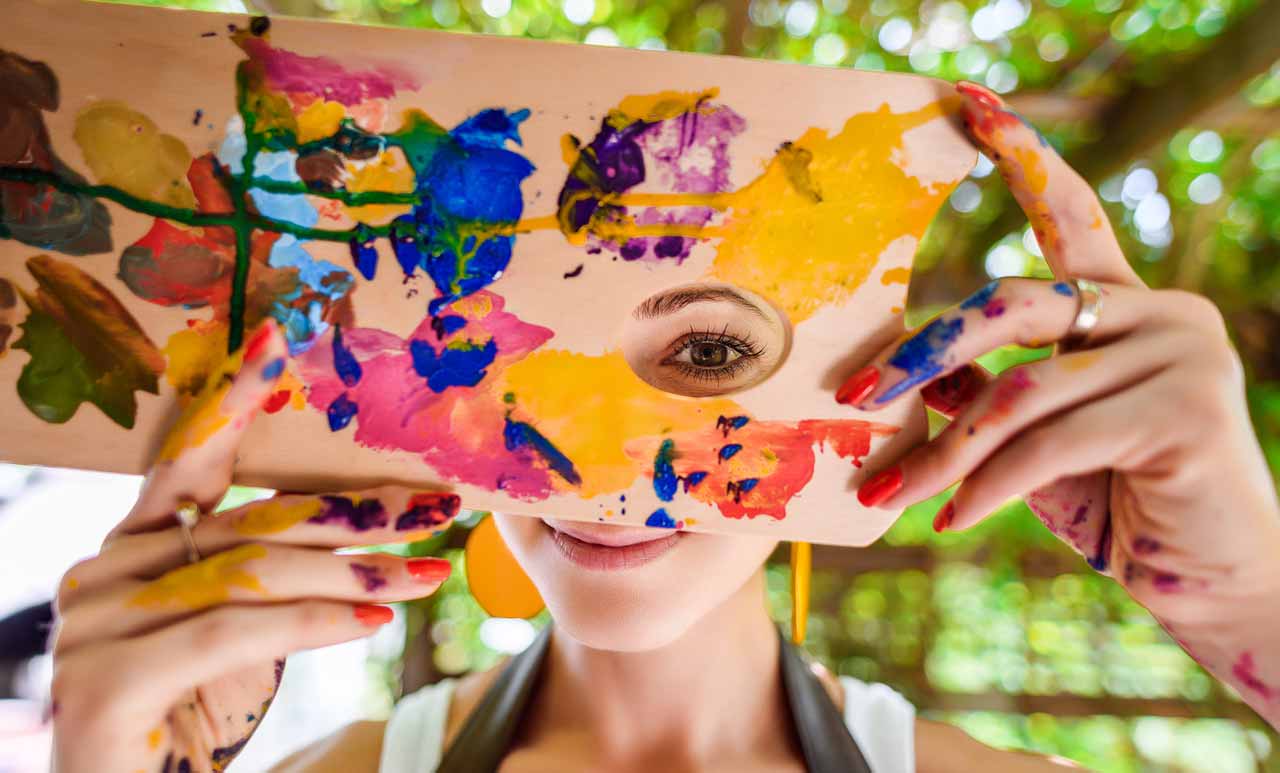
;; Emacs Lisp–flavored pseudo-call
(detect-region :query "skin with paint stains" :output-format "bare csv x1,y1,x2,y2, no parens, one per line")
839,81,1280,732
49,319,459,773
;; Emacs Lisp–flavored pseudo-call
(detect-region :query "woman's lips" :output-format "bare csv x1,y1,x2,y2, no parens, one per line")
542,519,681,571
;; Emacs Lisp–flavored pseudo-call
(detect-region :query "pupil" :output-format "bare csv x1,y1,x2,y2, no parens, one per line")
691,343,728,367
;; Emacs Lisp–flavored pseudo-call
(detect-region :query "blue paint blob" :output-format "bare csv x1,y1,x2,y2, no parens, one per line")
684,470,709,489
430,315,467,340
410,338,498,392
876,317,965,403
261,357,285,380
503,417,582,486
652,439,678,502
1052,281,1075,297
719,443,743,461
716,415,750,435
385,108,536,315
646,509,677,528
959,280,999,311
331,325,363,388
737,478,759,493
327,392,358,431
349,225,378,280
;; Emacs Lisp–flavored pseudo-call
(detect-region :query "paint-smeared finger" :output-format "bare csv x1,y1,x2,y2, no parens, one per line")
858,333,1171,510
840,278,1155,410
113,321,288,537
53,600,394,726
66,488,461,590
927,386,1168,570
956,81,1144,288
920,363,990,418
54,545,449,652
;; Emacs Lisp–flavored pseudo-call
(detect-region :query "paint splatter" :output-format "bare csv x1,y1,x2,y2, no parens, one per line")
395,492,461,531
557,89,746,263
1231,652,1274,701
971,368,1036,431
1132,536,1160,555
504,416,583,487
298,292,560,499
646,508,677,528
627,417,899,520
12,254,165,428
410,337,498,392
958,280,999,311
877,316,965,403
235,35,418,107
1052,281,1074,297
308,495,388,530
350,562,388,592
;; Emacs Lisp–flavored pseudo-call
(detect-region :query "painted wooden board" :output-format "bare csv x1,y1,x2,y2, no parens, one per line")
0,0,975,546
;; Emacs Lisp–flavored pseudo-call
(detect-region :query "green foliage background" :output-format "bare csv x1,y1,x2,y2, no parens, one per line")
186,0,1280,767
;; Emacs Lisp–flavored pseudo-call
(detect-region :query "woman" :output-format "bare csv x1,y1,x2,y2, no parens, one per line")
49,83,1280,772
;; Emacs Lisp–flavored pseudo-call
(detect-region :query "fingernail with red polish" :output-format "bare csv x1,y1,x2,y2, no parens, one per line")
956,80,1005,110
857,466,903,508
354,603,394,627
933,501,955,532
406,557,452,584
836,366,880,405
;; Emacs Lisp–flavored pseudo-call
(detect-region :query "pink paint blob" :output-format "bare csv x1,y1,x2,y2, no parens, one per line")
241,38,419,106
297,291,557,498
1232,651,1274,701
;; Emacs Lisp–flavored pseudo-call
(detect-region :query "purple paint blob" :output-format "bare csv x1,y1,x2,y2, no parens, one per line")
557,98,746,262
1132,536,1160,555
308,495,388,530
396,492,461,531
350,562,388,592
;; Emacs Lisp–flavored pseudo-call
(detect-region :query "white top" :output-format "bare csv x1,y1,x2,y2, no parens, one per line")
379,676,915,772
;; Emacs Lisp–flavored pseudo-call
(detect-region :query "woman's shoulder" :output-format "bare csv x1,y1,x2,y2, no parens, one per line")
268,720,387,772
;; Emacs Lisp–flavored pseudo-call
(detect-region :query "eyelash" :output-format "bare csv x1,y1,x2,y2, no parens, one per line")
661,326,765,382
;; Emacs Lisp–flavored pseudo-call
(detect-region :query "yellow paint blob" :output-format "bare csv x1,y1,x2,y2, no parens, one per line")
1011,144,1049,196
147,726,164,750
295,99,346,144
790,541,811,644
343,149,415,222
880,267,912,286
232,497,325,536
130,544,269,609
610,88,719,126
499,350,740,497
1060,349,1103,372
164,322,228,399
73,101,195,209
465,515,543,619
709,101,952,322
156,339,246,463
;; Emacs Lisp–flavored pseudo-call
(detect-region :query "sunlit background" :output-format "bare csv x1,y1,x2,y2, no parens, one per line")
1,0,1277,769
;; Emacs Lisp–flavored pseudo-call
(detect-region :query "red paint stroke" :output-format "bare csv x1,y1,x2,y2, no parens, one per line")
239,37,419,107
627,418,898,520
1231,652,1275,701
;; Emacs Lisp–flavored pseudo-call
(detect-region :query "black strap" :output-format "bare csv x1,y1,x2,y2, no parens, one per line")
437,625,874,772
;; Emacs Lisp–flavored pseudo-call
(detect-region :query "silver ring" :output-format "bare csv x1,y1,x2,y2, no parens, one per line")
1063,278,1103,348
175,500,203,564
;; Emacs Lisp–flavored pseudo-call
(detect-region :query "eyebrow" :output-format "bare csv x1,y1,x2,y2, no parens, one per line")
633,287,771,321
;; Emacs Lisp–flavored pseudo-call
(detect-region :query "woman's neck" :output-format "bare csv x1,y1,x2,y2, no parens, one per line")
523,569,799,768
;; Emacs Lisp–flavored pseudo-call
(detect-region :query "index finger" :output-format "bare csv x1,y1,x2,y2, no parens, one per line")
112,321,288,537
956,81,1145,288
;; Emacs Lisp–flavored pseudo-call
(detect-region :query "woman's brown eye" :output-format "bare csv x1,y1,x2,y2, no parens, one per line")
691,343,729,367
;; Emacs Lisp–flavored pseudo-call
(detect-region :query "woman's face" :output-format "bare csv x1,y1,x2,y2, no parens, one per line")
495,511,777,651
